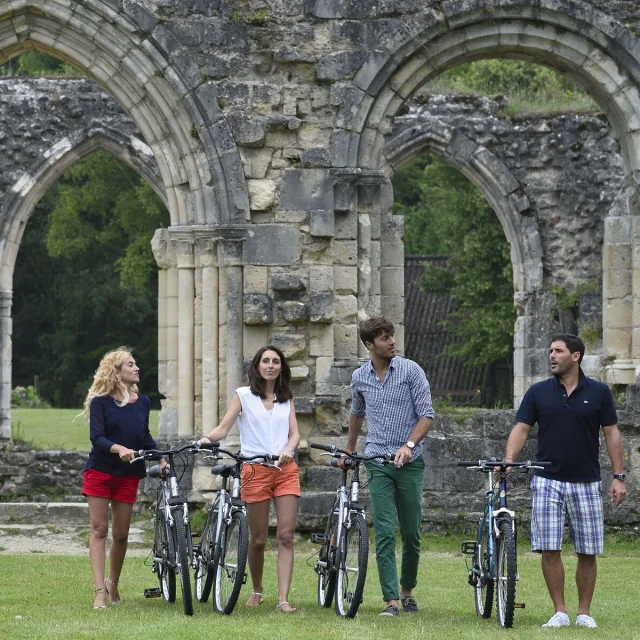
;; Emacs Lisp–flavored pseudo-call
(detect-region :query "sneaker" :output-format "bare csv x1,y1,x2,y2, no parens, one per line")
576,614,598,628
401,595,419,613
379,604,399,617
542,612,570,627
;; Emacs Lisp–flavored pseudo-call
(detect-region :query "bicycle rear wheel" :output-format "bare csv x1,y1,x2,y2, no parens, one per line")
174,508,194,616
213,510,248,614
194,508,216,603
335,513,368,618
317,511,337,607
496,519,517,628
474,517,494,618
153,510,176,603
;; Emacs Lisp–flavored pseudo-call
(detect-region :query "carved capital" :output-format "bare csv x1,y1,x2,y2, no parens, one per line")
151,228,176,270
358,171,386,207
169,227,196,269
194,232,219,268
218,226,246,266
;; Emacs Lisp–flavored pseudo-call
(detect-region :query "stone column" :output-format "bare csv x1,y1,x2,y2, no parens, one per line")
0,290,12,440
151,229,177,440
170,228,196,437
195,231,219,435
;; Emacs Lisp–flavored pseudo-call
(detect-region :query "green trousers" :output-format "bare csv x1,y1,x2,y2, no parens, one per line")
366,455,425,602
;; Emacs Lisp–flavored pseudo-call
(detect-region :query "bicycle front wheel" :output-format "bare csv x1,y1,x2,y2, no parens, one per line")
174,508,194,616
496,519,517,628
335,513,368,618
213,510,249,614
194,508,216,603
154,510,176,603
317,511,337,607
474,517,494,618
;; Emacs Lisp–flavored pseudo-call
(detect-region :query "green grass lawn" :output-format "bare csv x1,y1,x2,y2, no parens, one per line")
1,545,639,640
11,408,160,450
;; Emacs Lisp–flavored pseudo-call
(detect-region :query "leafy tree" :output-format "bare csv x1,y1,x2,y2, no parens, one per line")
394,156,515,367
12,151,168,408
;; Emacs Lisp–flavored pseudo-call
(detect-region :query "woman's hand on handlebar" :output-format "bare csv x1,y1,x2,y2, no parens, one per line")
119,448,136,463
159,458,170,473
278,449,295,465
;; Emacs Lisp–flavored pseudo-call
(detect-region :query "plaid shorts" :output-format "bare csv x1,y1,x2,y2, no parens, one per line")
530,475,604,555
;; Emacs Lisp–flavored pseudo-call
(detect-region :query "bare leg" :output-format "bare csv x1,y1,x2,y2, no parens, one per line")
106,499,134,602
87,496,110,608
541,550,568,614
245,499,270,605
274,494,298,612
576,553,597,616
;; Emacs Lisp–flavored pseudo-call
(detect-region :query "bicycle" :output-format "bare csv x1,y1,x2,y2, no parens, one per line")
193,446,279,615
458,458,550,628
132,442,214,616
309,442,392,619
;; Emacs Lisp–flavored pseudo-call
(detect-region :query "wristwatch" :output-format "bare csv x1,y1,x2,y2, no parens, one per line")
406,440,416,449
613,473,627,481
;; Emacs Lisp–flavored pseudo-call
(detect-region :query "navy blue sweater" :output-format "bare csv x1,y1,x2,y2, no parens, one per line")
84,394,158,478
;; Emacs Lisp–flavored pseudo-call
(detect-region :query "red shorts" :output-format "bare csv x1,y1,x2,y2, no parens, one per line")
82,469,140,504
240,461,301,503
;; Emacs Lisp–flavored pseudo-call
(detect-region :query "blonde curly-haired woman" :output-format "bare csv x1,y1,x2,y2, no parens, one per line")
81,347,166,609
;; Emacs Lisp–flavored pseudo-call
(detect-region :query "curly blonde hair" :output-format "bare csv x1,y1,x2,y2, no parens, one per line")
81,347,138,422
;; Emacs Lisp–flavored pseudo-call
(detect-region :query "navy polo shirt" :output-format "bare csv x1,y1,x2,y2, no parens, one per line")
515,370,617,482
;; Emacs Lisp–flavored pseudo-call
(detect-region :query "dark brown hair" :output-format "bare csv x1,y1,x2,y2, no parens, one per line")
248,345,293,402
551,333,585,364
358,316,395,346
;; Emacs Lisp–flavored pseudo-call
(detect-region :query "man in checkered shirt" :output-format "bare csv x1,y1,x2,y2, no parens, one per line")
344,316,435,617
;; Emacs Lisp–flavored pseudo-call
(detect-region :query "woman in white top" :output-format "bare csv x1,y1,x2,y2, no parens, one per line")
199,345,300,613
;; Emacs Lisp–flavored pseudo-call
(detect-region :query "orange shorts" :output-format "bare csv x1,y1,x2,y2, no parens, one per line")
240,461,301,503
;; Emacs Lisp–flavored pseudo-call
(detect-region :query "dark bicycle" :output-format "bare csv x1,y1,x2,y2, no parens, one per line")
193,447,279,615
310,442,392,618
458,458,550,628
132,442,216,616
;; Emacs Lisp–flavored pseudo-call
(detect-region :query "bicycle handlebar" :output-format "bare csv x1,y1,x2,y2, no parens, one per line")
130,441,213,463
457,459,552,470
213,449,280,464
310,442,392,464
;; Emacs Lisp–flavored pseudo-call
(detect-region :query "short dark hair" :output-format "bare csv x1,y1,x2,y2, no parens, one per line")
248,345,293,402
551,333,585,364
359,316,395,346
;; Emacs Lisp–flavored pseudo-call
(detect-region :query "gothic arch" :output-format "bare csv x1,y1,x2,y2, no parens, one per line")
0,1,249,226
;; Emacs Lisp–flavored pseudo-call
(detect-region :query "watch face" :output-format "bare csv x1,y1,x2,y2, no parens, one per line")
406,441,415,449
614,473,626,481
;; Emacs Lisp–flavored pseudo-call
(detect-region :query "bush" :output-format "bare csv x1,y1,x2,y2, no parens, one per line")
11,385,49,409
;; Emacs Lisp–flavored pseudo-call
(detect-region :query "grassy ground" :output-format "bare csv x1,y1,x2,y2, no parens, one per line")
11,408,160,450
1,543,639,640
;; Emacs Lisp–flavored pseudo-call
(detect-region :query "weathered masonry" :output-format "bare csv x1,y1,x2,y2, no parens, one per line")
2,1,640,450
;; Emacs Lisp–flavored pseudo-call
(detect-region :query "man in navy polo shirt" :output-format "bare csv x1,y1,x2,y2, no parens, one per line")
505,334,626,629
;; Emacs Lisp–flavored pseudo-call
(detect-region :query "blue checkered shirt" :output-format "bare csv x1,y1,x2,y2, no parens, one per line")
350,356,435,462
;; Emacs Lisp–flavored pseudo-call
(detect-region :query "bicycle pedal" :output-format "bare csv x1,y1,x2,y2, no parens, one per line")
311,533,327,544
144,587,162,598
461,540,476,555
514,603,525,609
242,573,248,585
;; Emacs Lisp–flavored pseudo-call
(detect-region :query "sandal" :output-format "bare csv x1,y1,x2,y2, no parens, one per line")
105,577,122,605
246,591,263,606
93,586,107,610
276,601,297,613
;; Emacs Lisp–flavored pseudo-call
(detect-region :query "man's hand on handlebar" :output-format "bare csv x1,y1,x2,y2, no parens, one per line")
393,445,412,468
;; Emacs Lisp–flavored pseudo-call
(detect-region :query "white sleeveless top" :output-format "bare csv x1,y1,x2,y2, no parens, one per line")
236,387,291,458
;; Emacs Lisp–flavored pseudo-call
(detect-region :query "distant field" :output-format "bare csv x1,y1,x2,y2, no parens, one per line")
11,408,160,450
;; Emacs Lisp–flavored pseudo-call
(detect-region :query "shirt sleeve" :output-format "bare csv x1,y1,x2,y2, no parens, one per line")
515,385,537,426
600,385,618,427
89,398,115,453
350,372,366,417
409,363,435,419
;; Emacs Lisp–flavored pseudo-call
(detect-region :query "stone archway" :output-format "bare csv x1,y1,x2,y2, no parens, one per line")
383,115,544,404
332,0,640,399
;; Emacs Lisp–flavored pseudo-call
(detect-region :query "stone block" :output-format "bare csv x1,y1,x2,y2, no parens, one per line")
247,179,278,211
272,273,306,293
380,268,404,295
309,265,334,291
270,333,306,359
265,130,298,148
280,301,308,323
243,325,269,360
240,148,273,179
226,113,265,147
335,294,357,323
243,294,273,325
333,266,357,295
332,240,357,266
310,325,334,356
295,397,314,414
381,296,404,324
309,209,335,237
309,291,334,323
244,266,268,294
244,225,301,265
301,148,331,168
305,466,342,491
291,366,310,381
334,324,358,357
278,169,333,212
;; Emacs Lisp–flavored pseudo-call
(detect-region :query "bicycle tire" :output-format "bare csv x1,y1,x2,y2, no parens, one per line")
154,510,176,603
474,517,494,618
213,510,249,614
496,519,517,628
335,513,368,618
174,508,194,616
317,511,338,607
194,507,216,603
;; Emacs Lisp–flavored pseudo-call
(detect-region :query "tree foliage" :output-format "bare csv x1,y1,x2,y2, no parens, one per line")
394,156,515,366
13,151,168,408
